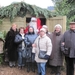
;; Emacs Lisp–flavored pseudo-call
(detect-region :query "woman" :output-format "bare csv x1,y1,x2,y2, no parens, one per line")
25,26,38,72
32,28,52,75
4,23,18,67
49,24,64,75
14,27,26,69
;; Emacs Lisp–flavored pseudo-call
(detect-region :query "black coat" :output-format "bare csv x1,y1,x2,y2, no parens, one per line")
4,28,18,61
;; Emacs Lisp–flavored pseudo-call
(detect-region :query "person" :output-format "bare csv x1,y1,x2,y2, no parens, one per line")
42,25,50,35
25,26,38,72
14,27,25,69
42,25,51,67
32,28,52,75
4,23,18,67
49,24,64,75
24,17,42,34
61,22,75,75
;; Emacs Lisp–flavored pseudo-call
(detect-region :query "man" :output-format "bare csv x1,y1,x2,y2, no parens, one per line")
32,28,52,75
24,17,42,34
61,22,75,75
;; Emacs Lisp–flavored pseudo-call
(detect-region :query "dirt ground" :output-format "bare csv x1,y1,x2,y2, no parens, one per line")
0,63,66,75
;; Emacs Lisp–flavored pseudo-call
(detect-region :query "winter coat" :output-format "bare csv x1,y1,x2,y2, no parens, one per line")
61,30,75,58
32,34,52,63
4,28,18,61
49,32,64,66
25,33,38,62
14,34,25,51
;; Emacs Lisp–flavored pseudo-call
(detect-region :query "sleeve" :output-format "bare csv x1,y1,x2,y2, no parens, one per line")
14,35,23,44
24,35,31,45
46,38,52,56
4,32,9,49
24,25,29,34
37,18,42,30
32,38,38,53
60,34,65,52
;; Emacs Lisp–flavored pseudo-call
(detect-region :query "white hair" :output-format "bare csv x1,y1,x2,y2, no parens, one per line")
54,24,62,29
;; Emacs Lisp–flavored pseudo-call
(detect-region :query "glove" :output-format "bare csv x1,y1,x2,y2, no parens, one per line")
44,55,49,60
32,53,35,57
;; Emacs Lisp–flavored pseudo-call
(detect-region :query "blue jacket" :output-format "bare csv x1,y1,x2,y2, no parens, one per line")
25,33,38,47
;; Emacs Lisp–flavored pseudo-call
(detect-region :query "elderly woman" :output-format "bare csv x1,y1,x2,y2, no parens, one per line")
32,28,52,75
49,24,64,75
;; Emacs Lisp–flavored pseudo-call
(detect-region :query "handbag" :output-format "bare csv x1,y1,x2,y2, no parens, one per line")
22,49,26,58
38,50,47,59
25,47,32,59
38,38,47,59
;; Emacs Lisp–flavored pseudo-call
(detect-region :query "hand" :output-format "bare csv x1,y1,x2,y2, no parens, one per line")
61,42,65,45
32,44,36,47
44,55,49,60
22,39,24,41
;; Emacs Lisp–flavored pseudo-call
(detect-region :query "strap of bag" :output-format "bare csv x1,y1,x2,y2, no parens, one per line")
38,38,40,50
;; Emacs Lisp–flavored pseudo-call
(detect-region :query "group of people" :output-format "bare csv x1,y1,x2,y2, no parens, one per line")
4,17,75,75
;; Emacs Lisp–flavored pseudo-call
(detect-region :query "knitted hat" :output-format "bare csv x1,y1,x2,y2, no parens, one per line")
40,28,46,32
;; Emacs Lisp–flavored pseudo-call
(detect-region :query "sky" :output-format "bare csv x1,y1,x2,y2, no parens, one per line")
0,0,54,8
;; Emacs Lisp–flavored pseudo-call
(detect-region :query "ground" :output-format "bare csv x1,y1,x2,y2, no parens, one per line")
0,64,66,75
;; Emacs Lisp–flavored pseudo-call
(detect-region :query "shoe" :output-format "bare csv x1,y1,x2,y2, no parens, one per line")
50,71,55,74
9,62,13,68
36,73,41,75
18,66,22,70
55,73,61,75
12,62,16,67
32,68,35,72
27,68,30,72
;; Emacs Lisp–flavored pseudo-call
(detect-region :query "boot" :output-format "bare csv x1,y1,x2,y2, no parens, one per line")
32,68,35,72
27,68,30,72
32,62,35,72
55,73,61,75
27,63,30,72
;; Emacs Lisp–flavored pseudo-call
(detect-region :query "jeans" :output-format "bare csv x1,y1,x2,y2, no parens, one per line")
37,63,46,75
18,51,25,67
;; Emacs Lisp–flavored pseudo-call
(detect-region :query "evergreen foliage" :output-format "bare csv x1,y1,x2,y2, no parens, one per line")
52,0,75,29
0,2,53,22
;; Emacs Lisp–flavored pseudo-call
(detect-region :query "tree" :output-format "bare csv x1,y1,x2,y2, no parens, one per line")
52,0,75,29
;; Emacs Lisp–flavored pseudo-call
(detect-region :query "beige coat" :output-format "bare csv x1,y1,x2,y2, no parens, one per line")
32,34,52,63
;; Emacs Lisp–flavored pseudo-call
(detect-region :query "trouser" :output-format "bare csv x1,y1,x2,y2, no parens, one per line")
18,51,25,67
27,62,35,71
37,63,46,75
65,57,75,75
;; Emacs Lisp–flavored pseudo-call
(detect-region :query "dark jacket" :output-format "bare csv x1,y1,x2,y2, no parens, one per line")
61,30,75,58
4,28,18,61
14,34,25,51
